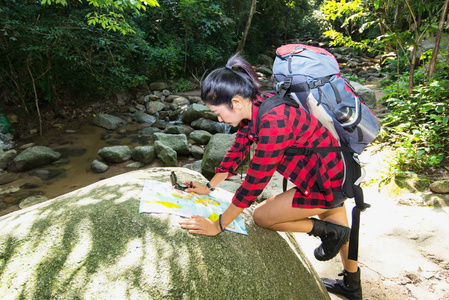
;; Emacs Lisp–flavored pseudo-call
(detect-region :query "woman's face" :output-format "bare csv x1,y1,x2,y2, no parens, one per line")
207,103,242,127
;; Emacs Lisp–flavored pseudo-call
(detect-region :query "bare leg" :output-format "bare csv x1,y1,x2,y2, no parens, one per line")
252,188,325,233
318,204,358,273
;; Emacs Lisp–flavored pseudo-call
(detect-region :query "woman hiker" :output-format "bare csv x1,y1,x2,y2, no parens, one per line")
179,53,362,300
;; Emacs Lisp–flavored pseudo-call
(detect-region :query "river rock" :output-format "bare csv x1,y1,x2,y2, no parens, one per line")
172,96,190,108
0,149,17,170
166,109,183,121
0,173,18,185
10,146,61,172
28,168,66,181
190,145,204,159
146,101,166,115
189,130,212,145
144,94,159,102
0,168,329,299
141,127,162,135
191,118,230,134
125,161,143,169
430,180,449,194
182,104,210,124
92,113,127,130
98,146,132,163
163,125,194,136
19,195,48,209
350,81,377,107
183,160,202,173
150,81,168,90
187,96,202,104
132,146,155,164
91,159,109,173
153,133,189,156
133,111,157,124
202,133,236,179
154,141,177,167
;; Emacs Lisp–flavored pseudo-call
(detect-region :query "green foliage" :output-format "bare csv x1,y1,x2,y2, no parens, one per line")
320,0,382,54
86,11,136,35
0,0,154,111
44,0,159,35
172,78,198,93
381,76,449,171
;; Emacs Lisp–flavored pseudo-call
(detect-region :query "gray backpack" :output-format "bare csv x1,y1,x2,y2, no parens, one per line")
256,44,379,261
271,44,380,154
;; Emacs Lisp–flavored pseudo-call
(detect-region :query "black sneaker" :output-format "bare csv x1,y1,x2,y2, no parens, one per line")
321,268,362,300
314,223,350,261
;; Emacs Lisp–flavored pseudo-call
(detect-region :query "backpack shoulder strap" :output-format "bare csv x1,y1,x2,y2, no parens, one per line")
254,95,298,140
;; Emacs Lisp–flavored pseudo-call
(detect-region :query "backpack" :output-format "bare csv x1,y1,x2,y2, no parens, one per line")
255,44,379,261
271,44,380,155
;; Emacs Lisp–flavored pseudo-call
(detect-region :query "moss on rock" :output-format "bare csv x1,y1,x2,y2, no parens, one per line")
0,168,329,299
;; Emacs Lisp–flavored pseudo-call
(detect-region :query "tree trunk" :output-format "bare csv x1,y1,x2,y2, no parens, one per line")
405,0,418,95
408,38,419,95
427,0,449,80
236,0,257,53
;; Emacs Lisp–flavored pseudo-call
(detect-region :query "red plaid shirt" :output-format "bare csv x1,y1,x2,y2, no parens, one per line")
215,95,344,209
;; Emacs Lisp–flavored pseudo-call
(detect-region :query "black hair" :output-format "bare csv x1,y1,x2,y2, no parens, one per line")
201,53,261,108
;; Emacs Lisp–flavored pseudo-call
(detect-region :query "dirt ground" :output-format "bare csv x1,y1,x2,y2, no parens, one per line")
293,146,449,300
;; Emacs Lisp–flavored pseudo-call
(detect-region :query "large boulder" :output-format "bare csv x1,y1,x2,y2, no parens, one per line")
0,168,329,299
10,146,61,172
202,133,236,179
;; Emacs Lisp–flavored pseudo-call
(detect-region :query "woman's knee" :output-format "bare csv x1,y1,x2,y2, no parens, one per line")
252,205,271,228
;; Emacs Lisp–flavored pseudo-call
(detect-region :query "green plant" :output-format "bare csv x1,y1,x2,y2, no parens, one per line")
381,78,449,171
172,78,197,93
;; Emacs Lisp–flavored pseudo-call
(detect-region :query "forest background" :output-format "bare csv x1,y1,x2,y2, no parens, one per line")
0,0,448,177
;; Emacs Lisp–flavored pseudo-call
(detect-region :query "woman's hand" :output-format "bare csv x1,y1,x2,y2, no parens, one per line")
179,216,221,236
183,181,210,195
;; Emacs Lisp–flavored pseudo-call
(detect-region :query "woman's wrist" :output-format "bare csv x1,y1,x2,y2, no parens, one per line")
218,214,225,232
206,182,215,192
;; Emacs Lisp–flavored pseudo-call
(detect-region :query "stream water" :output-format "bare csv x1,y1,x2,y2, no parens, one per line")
0,120,198,216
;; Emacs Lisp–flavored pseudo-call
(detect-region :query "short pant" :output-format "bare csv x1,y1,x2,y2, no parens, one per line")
329,191,347,208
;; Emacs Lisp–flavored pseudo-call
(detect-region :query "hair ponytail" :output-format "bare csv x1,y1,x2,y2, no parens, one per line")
201,53,261,108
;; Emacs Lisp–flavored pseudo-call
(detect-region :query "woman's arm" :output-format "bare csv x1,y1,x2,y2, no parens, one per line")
179,202,244,236
183,171,229,195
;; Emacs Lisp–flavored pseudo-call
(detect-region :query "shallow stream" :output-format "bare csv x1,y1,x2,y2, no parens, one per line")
1,120,198,216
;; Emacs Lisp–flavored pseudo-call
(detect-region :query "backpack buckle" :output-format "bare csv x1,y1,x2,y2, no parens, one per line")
282,77,292,90
275,77,292,93
302,148,314,156
309,76,331,88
